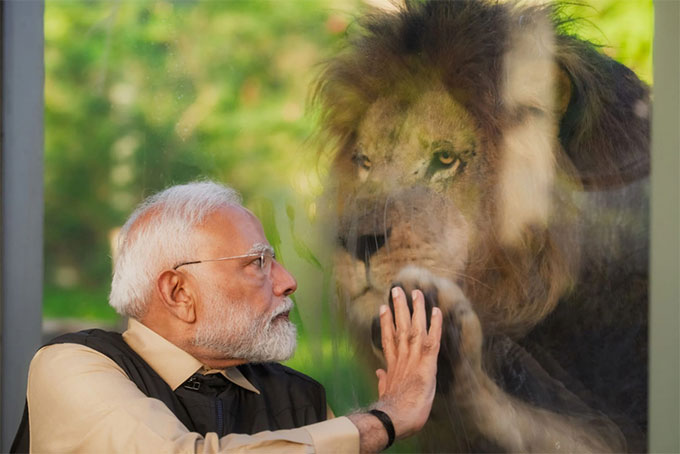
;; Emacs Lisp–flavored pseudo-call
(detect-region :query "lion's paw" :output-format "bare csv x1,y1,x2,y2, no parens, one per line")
372,266,485,393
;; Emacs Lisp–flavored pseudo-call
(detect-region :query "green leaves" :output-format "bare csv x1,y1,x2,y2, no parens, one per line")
44,0,352,303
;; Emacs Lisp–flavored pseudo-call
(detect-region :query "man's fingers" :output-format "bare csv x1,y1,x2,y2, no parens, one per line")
391,286,411,333
376,369,387,397
427,307,443,353
411,290,427,335
379,304,396,365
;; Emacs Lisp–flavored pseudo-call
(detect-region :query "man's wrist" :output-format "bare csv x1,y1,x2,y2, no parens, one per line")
347,412,390,453
368,409,395,450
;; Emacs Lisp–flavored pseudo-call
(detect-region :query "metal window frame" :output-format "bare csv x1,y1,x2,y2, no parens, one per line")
0,1,45,450
0,1,677,452
649,1,680,452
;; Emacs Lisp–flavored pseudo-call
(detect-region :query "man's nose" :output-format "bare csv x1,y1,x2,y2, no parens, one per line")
272,261,297,296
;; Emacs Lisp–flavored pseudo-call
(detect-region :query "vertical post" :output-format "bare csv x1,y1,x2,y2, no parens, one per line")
649,1,680,453
0,0,45,450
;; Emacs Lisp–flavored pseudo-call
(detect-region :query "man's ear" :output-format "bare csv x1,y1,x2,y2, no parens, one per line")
157,270,197,323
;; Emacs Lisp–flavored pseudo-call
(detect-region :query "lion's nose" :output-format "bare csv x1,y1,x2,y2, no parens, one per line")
338,229,391,265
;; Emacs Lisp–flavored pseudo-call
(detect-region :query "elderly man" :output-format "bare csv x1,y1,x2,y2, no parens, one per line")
14,181,442,453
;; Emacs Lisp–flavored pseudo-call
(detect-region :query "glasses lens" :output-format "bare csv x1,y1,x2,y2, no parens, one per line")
261,251,274,274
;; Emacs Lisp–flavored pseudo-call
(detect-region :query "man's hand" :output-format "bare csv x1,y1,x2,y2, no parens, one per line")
348,286,442,452
374,286,442,437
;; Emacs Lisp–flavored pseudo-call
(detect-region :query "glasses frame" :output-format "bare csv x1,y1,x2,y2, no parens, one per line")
173,250,275,271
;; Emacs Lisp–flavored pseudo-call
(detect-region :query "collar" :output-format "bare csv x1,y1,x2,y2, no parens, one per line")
122,318,260,394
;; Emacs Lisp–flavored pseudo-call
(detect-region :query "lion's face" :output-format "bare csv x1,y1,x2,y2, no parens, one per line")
333,88,495,329
330,81,579,340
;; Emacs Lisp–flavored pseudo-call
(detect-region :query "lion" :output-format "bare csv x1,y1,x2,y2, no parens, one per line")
314,1,649,452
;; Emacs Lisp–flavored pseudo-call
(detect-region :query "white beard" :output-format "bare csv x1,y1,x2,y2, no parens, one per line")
192,289,297,363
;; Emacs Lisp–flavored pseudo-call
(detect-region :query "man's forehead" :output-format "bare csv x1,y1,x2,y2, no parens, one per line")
208,204,260,229
199,205,269,250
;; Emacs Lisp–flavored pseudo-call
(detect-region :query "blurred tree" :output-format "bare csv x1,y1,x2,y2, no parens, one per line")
561,0,653,84
44,0,356,318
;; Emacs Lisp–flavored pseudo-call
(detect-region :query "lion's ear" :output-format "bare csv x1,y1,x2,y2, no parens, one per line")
555,37,650,189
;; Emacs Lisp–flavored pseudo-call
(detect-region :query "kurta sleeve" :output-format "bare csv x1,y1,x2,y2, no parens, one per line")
27,343,359,453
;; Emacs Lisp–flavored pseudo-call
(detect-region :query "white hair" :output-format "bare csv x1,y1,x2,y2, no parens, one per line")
108,180,242,318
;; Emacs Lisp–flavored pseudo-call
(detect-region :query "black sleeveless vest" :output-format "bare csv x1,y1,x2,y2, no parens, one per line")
11,329,327,453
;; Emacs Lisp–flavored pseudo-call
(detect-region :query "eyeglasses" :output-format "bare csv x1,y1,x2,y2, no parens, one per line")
173,249,276,274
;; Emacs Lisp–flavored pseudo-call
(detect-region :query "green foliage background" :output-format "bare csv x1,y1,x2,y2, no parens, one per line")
43,0,652,447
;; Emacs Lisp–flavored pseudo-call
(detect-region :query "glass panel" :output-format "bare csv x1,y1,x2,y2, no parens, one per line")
44,0,653,452
316,1,652,452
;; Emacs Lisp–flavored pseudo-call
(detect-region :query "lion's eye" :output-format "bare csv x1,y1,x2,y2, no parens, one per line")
427,147,472,179
352,153,372,170
432,150,461,171
437,151,455,166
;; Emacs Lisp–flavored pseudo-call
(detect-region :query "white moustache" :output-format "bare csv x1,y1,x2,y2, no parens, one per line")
271,297,294,319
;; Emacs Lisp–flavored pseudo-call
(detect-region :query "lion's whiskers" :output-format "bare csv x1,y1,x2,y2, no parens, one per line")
428,266,493,291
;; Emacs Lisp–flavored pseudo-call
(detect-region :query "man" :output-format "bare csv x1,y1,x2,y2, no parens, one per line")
17,181,442,453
